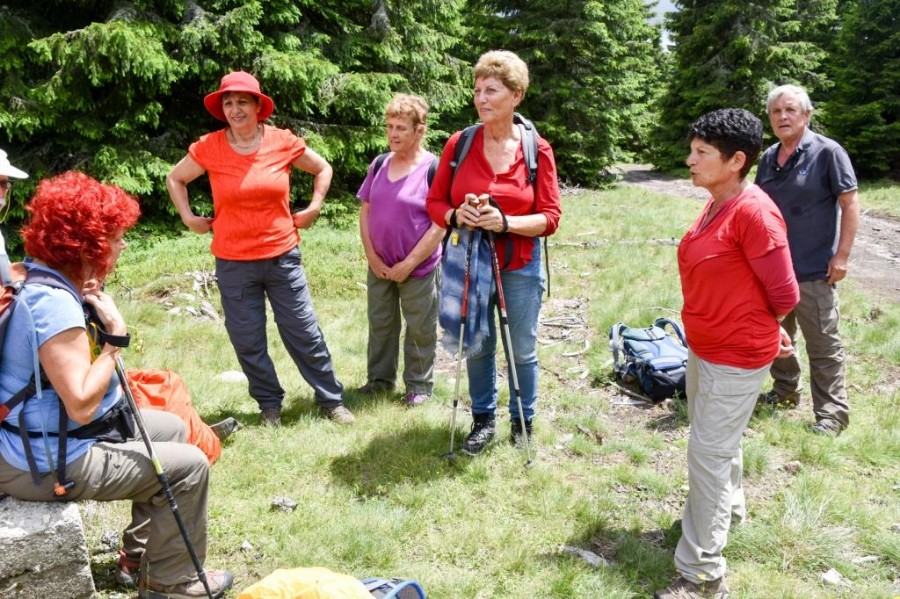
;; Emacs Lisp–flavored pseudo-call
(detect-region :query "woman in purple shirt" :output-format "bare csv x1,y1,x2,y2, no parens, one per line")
356,94,445,406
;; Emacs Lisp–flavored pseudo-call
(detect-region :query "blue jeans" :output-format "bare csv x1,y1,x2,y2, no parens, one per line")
216,247,344,410
467,240,544,421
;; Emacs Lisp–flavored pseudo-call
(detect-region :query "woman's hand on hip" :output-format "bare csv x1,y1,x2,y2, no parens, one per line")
184,214,214,235
293,206,321,229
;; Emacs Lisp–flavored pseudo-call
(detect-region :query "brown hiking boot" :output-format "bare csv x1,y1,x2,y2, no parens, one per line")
139,569,233,599
654,576,729,599
323,404,356,425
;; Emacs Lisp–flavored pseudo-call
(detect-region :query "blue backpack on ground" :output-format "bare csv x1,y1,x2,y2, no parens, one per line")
609,317,689,401
361,577,426,599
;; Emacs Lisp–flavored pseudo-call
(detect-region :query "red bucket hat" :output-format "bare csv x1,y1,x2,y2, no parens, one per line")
203,71,275,122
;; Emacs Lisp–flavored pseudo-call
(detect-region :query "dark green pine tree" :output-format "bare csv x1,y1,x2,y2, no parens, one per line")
822,0,900,179
650,0,831,170
0,0,469,227
464,0,665,186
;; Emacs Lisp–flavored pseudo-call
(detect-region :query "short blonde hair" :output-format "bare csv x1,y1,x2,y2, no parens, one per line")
385,93,429,129
473,50,529,95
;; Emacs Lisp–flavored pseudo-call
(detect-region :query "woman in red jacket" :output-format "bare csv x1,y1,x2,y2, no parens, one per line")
427,51,561,456
655,108,800,599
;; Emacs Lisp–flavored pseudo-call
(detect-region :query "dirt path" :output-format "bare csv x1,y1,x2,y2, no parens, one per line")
615,164,900,303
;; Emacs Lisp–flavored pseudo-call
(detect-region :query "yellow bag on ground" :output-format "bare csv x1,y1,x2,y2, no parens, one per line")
237,567,372,599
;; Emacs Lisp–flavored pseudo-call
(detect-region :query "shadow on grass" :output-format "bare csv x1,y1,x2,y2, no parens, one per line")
549,519,682,594
329,420,467,498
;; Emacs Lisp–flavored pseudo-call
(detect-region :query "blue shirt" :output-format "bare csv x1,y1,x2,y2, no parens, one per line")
755,128,858,282
0,263,122,473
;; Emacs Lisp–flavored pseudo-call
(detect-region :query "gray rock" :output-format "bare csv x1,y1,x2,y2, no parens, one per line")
0,498,94,598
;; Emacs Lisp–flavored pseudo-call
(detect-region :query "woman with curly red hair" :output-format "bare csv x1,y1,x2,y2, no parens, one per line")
0,171,233,598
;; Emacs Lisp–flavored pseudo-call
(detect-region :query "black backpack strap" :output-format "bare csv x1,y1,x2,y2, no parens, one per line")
372,152,390,178
16,409,43,486
54,404,74,498
427,155,438,186
450,124,480,186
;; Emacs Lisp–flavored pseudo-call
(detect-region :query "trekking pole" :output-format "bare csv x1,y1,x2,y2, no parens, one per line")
113,357,215,599
482,201,533,467
444,224,477,461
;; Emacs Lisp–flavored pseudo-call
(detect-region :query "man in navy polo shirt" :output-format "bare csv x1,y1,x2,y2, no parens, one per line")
755,84,860,437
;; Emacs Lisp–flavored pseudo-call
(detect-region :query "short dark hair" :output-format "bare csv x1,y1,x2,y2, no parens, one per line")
688,108,763,178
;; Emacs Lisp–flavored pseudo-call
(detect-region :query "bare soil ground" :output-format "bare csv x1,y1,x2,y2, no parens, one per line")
614,164,900,303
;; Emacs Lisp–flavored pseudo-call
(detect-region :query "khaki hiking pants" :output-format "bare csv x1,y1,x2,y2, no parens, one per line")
769,279,849,428
674,351,769,583
0,410,209,587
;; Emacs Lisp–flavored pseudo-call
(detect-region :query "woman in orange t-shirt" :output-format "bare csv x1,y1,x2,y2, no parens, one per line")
166,71,354,427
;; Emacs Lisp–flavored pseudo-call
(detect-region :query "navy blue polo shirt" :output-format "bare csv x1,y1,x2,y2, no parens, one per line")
755,128,857,283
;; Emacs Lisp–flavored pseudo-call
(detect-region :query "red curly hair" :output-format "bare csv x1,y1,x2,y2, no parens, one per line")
21,171,140,282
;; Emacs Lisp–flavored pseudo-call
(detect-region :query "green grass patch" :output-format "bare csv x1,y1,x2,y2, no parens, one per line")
77,183,900,598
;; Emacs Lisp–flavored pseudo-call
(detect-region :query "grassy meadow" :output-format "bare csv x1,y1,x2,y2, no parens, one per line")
83,181,900,598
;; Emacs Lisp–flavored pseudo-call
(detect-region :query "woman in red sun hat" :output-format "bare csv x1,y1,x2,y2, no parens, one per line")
166,71,355,428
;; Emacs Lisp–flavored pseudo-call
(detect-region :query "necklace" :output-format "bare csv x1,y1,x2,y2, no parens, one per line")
229,125,261,149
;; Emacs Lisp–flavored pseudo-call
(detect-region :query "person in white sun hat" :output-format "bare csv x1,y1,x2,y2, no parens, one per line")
0,149,28,211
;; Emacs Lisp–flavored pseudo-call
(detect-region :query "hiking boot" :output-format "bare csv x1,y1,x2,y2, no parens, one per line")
356,381,394,395
259,407,282,427
209,417,242,441
139,569,233,599
757,389,801,409
403,392,430,406
323,404,356,425
114,550,140,588
654,576,729,599
810,419,842,437
510,417,533,446
462,413,496,456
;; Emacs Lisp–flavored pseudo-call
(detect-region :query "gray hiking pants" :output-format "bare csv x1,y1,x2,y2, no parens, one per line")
216,247,344,410
674,351,769,583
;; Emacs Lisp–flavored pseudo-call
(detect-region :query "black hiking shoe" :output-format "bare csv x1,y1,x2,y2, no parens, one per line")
461,414,496,456
510,417,533,446
259,407,282,427
757,389,801,409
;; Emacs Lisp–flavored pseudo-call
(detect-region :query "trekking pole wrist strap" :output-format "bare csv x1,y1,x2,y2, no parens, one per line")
102,331,131,348
449,209,459,229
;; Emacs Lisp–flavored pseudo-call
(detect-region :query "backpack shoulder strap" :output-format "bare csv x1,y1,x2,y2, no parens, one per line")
427,155,438,186
513,112,539,185
654,317,687,347
372,152,390,178
24,267,81,304
608,323,628,372
449,124,481,185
